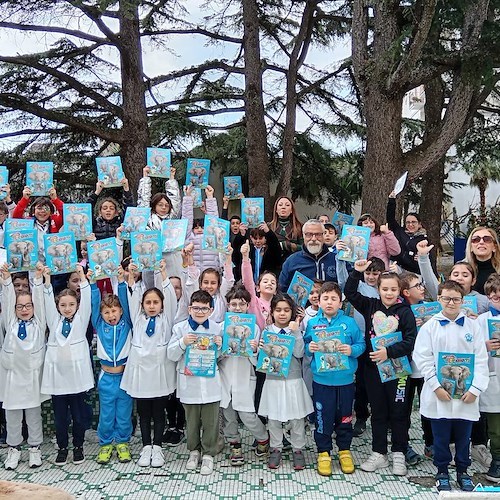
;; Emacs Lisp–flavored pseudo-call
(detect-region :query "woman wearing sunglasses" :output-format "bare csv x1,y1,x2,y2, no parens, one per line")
465,227,500,294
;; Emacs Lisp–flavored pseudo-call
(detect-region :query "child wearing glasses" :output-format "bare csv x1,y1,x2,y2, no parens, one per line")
218,286,269,466
120,259,177,468
413,280,489,492
417,241,489,314
0,263,47,471
345,260,417,477
168,290,223,475
477,273,500,483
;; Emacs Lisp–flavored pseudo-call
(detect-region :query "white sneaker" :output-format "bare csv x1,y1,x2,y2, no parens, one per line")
200,455,214,475
29,447,42,468
137,445,152,467
392,452,407,476
186,450,200,471
471,444,492,468
151,445,165,468
360,452,389,472
5,447,21,470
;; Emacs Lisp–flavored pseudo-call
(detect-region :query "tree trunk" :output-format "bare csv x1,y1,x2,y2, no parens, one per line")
118,0,150,196
420,77,446,268
360,92,403,220
242,0,271,219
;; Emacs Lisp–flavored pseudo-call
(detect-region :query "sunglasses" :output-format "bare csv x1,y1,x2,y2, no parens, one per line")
471,235,494,244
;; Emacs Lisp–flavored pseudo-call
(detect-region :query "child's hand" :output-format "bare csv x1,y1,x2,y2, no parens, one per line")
3,183,11,202
309,341,319,353
34,262,44,279
354,259,372,273
225,243,233,256
143,166,151,177
116,225,123,240
183,185,193,196
76,264,86,281
214,335,222,348
335,239,348,252
466,311,478,320
249,339,258,352
22,186,32,200
170,166,176,180
289,320,299,332
121,177,130,191
258,339,264,350
117,265,125,283
388,261,399,273
222,195,229,208
240,240,250,258
205,185,214,198
339,344,352,356
183,242,194,256
239,223,248,235
183,333,198,346
159,259,166,273
435,387,452,402
369,347,387,363
87,232,96,242
95,181,104,196
296,307,305,323
461,391,477,404
259,222,270,233
0,263,10,280
416,239,434,256
48,187,57,200
379,224,389,234
486,338,500,352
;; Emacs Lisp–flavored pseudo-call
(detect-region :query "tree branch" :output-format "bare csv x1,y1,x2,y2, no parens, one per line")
142,28,242,44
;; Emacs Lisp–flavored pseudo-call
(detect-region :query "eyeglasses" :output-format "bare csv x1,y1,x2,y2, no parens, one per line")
228,301,247,308
304,232,324,239
471,235,494,244
438,296,463,304
489,295,500,304
190,306,211,313
34,206,50,212
408,281,425,290
15,303,33,311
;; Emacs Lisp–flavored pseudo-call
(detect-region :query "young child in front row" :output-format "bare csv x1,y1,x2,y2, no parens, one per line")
91,268,134,465
168,290,223,476
476,273,500,483
120,259,177,468
345,260,417,477
41,265,94,466
0,263,47,471
257,293,313,471
219,286,269,466
304,282,365,476
413,280,489,492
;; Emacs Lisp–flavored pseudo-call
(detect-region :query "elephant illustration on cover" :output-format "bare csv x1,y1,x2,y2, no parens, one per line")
65,213,90,239
8,241,35,269
440,365,471,397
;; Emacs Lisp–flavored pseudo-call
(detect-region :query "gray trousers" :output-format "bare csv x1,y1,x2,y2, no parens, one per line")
268,418,306,451
222,402,268,444
6,406,43,447
183,402,220,456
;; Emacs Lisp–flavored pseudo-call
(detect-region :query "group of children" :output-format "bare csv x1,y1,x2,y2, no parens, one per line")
0,173,498,492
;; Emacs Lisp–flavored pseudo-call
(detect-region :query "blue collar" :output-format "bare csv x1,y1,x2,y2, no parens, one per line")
490,306,500,317
188,317,209,330
439,316,465,327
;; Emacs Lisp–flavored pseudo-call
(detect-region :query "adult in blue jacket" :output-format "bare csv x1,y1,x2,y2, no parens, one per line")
278,219,340,291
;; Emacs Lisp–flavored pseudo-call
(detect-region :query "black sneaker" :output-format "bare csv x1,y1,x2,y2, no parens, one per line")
162,428,174,444
73,447,85,465
486,459,500,483
166,429,184,447
353,418,367,437
55,448,68,466
457,472,474,492
435,472,451,492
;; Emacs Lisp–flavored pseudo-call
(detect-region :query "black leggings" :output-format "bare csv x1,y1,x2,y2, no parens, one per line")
166,392,185,430
137,397,167,446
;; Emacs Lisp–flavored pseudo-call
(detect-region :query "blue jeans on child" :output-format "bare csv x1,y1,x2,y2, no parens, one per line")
430,418,472,474
97,371,133,445
313,381,355,452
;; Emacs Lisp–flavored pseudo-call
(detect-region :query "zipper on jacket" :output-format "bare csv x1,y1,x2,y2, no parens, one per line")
113,325,117,367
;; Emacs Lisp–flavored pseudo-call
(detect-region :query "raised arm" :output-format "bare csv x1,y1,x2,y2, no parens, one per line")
344,262,372,313
0,264,16,326
386,195,401,233
76,265,91,326
165,168,181,218
416,240,438,300
182,187,194,232
137,167,152,208
32,265,46,334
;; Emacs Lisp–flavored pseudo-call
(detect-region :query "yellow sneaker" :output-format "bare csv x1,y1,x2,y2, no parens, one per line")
317,451,332,476
339,449,355,474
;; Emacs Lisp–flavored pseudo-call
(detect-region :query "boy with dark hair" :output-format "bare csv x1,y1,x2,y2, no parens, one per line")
168,289,223,475
400,272,426,306
323,223,337,249
414,280,489,492
304,281,365,476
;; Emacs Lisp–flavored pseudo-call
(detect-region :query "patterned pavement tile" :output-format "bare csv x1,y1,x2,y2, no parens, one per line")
0,411,490,499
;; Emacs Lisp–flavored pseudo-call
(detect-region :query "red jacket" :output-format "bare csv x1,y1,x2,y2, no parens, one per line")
12,196,64,233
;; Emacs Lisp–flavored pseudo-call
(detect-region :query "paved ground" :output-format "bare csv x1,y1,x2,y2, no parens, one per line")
0,411,493,499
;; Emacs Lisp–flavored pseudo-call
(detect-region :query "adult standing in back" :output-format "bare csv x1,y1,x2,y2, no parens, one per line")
386,191,427,273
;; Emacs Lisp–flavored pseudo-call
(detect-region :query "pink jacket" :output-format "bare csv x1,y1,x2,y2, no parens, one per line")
241,259,271,331
368,231,401,270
